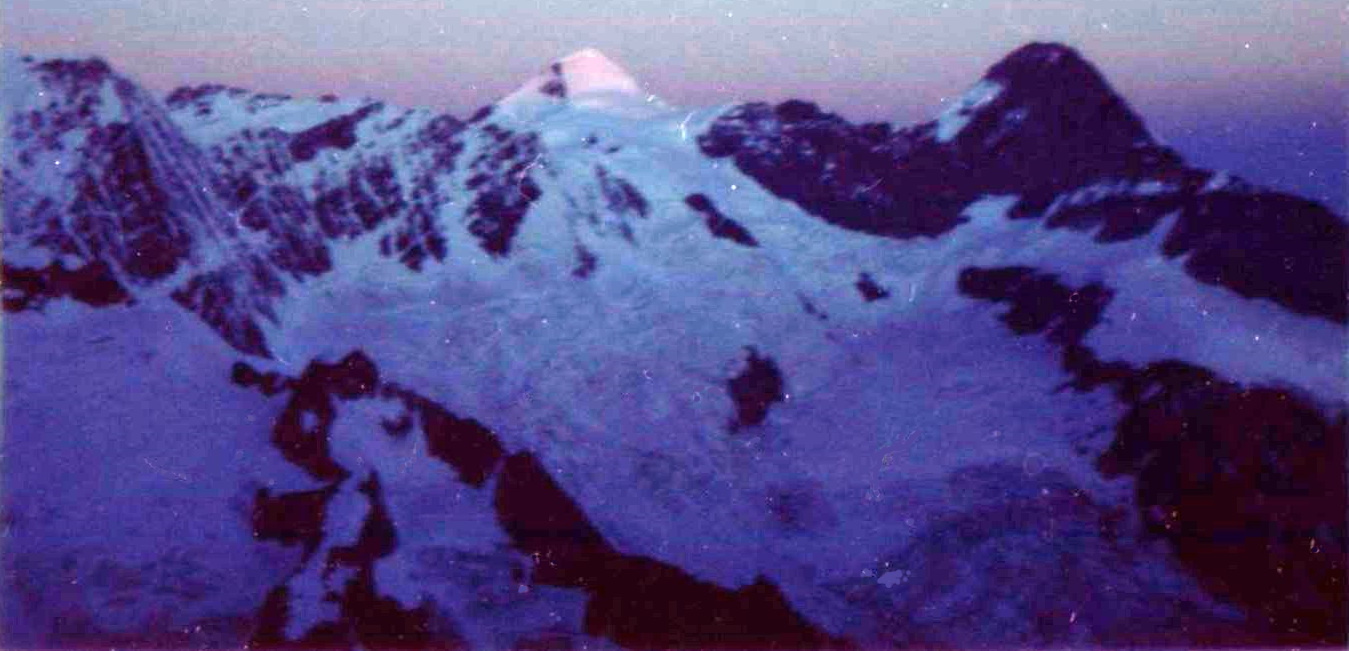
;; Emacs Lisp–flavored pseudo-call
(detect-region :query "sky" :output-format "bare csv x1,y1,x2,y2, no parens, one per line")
2,0,1344,208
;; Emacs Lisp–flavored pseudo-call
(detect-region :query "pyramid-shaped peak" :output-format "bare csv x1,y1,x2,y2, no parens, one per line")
983,42,1108,89
996,42,1088,68
559,47,619,66
930,40,1153,148
549,47,642,98
497,47,668,116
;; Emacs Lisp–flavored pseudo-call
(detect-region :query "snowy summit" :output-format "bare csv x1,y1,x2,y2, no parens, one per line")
499,47,669,116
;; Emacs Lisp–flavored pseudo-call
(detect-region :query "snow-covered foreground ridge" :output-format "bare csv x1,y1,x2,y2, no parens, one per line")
2,43,1346,649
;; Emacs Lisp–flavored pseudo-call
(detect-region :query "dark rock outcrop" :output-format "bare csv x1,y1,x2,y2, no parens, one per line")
957,267,1113,345
685,193,759,247
959,265,1348,645
1160,190,1347,323
381,384,505,487
288,104,381,162
727,347,787,429
699,43,1346,324
237,352,459,649
252,485,337,558
596,166,648,218
252,473,446,651
238,351,840,650
171,260,285,358
699,101,962,238
855,273,889,303
1,259,129,311
464,125,544,256
572,245,598,278
494,452,843,650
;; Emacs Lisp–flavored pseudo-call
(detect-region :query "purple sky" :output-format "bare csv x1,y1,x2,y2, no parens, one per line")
3,0,1344,208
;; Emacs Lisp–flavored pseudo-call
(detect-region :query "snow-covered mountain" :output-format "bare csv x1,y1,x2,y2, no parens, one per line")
2,43,1345,649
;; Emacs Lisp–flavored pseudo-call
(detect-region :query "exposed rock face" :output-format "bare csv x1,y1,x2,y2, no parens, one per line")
2,259,129,311
699,100,959,238
3,57,236,291
235,352,840,650
686,193,758,247
727,347,787,430
932,43,1157,190
5,54,481,356
700,44,1347,324
596,165,648,219
854,273,889,303
4,59,212,282
232,352,442,648
288,104,383,162
959,265,1347,645
463,124,544,256
957,267,1113,345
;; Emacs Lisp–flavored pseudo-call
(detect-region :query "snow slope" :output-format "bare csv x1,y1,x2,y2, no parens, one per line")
1,299,315,647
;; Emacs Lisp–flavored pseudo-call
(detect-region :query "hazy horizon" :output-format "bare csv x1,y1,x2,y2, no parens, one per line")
3,0,1344,208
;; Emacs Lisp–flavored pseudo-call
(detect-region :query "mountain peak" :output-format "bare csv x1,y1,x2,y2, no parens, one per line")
981,42,1122,101
989,42,1089,74
549,47,642,97
499,47,666,115
931,41,1153,153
